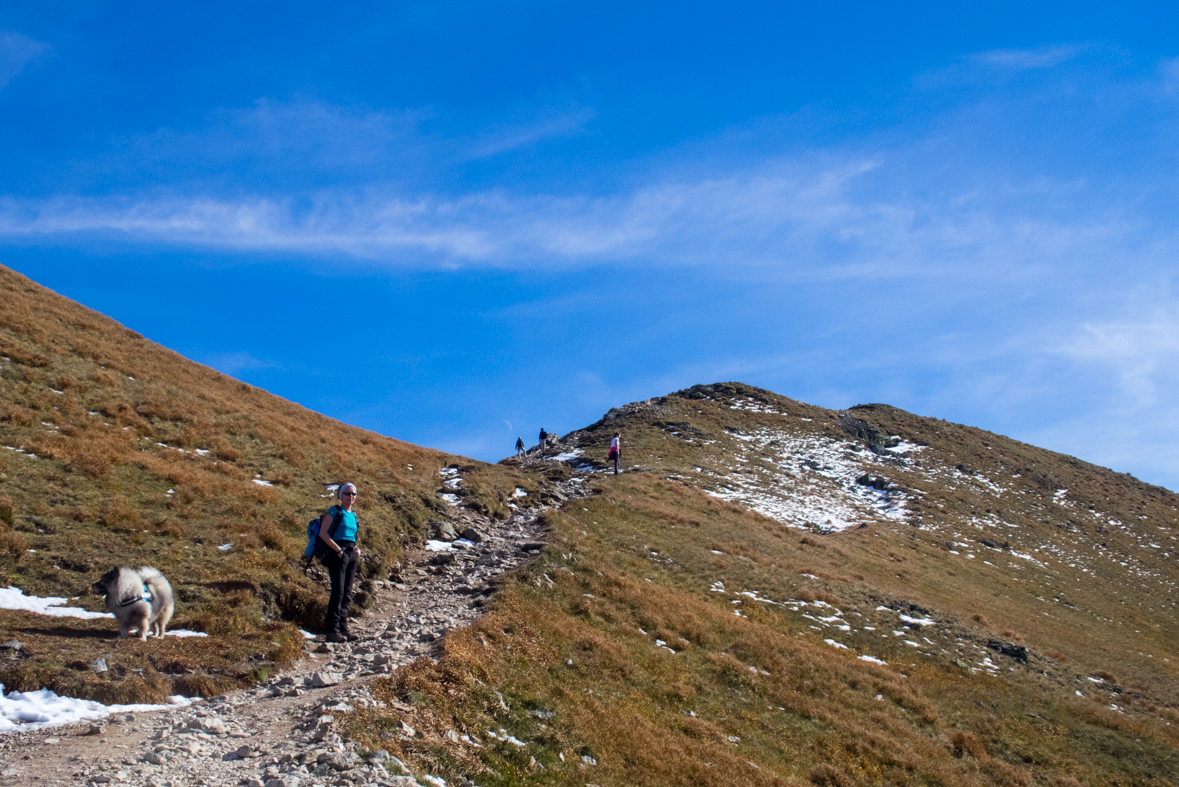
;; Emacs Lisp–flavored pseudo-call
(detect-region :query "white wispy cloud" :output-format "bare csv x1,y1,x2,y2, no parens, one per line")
973,45,1083,71
0,30,50,89
192,350,283,376
70,98,597,187
466,104,597,159
1057,298,1179,407
915,43,1088,90
0,152,1152,283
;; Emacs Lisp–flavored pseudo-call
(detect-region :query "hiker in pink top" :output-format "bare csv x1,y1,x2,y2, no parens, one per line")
608,432,621,475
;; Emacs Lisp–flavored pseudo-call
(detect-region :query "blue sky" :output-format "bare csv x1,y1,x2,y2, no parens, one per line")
2,2,1178,491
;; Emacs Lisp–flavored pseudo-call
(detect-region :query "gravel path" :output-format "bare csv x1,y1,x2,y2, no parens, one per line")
0,474,590,787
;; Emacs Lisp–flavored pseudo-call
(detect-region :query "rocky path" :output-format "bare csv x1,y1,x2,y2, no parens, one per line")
0,474,591,787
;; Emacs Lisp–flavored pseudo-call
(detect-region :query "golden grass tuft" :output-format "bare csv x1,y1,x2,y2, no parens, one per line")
0,527,25,555
171,673,238,698
100,496,139,528
809,763,854,787
950,730,986,758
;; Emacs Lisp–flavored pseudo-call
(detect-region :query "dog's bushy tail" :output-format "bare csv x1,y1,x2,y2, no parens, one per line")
139,566,175,637
138,566,172,593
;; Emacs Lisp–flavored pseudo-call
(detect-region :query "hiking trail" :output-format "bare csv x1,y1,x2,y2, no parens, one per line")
0,471,592,787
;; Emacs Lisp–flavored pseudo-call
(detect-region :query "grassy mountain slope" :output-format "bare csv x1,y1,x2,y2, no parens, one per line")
0,264,533,701
4,264,1178,784
353,384,1179,786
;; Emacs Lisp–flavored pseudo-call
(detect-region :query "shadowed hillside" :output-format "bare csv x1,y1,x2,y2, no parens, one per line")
0,264,535,701
351,384,1179,786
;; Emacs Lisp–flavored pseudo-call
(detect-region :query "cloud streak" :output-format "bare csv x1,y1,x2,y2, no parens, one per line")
0,152,1160,287
973,45,1083,71
1058,299,1179,408
0,30,50,89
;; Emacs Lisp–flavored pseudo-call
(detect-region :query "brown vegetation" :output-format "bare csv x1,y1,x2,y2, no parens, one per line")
0,263,535,701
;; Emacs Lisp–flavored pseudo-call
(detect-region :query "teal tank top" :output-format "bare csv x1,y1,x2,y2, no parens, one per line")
330,506,358,542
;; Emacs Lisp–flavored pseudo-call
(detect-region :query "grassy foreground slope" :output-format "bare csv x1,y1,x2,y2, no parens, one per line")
353,385,1179,786
0,264,532,701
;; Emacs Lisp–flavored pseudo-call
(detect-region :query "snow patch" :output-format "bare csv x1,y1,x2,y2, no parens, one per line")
0,587,112,619
702,429,913,532
0,686,193,733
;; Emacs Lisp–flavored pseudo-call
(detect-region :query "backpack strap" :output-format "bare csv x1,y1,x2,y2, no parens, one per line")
326,507,344,539
303,508,346,571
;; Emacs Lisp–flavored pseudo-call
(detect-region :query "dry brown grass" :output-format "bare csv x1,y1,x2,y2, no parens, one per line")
353,472,1179,786
0,263,541,702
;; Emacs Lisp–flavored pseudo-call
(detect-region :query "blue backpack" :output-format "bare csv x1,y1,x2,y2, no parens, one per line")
303,508,343,568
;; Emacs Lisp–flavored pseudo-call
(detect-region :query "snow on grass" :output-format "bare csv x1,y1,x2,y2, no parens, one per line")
899,613,936,626
252,478,274,487
0,587,112,619
0,686,194,733
438,493,460,506
702,429,913,532
725,396,786,415
425,540,455,552
164,629,208,638
547,449,583,462
858,655,887,665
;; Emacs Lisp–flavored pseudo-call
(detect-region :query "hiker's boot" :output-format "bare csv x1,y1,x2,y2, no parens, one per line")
339,624,360,642
325,632,347,644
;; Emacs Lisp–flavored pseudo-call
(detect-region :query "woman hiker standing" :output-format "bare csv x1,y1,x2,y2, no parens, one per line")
609,431,622,475
319,482,361,643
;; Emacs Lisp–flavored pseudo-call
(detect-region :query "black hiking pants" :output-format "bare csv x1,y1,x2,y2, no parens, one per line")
323,542,358,634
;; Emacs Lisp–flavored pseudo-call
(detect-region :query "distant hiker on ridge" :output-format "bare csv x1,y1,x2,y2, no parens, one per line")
609,431,621,475
319,483,361,643
538,428,548,454
515,436,525,458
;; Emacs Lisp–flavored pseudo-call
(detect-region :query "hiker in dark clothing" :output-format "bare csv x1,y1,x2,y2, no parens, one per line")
538,428,548,453
515,436,525,458
319,482,361,643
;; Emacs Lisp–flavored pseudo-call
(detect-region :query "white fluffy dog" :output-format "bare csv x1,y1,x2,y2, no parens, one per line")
91,566,175,640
